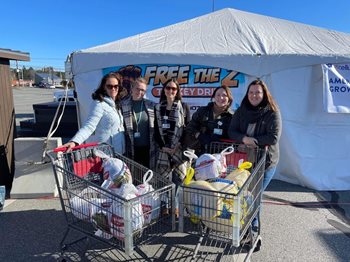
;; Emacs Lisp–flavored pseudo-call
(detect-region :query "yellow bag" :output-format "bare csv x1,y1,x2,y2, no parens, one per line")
225,161,252,188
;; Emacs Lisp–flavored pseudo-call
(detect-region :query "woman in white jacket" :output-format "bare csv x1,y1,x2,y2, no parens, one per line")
63,72,125,154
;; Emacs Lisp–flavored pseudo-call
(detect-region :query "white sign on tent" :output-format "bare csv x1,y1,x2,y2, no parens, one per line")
322,63,350,113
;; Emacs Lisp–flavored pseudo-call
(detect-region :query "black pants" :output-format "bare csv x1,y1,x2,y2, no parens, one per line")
134,146,150,168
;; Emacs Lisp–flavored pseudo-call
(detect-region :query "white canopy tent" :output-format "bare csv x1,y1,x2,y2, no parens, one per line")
69,8,350,190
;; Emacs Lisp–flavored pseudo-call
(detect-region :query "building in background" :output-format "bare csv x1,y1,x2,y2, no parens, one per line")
35,72,62,87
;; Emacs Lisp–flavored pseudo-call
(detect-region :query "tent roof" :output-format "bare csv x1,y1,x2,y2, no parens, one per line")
72,8,350,77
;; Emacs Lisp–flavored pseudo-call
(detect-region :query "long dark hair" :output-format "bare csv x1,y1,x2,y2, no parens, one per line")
211,85,233,110
92,72,124,103
159,78,182,103
241,79,279,112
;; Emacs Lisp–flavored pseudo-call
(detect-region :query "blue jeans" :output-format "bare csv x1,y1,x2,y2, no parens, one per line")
262,166,277,192
252,166,277,228
172,172,183,209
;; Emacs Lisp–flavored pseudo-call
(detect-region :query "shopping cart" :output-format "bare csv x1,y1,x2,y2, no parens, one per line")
46,142,175,257
178,141,266,261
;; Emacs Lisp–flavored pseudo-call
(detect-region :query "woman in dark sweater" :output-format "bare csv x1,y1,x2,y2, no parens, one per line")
185,85,234,155
228,79,282,232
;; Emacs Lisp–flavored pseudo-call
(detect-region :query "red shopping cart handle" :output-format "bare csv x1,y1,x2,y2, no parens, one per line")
219,138,239,143
219,138,268,149
53,142,99,153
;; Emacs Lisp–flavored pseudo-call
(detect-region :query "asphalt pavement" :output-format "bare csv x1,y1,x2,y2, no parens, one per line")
1,180,350,261
2,86,349,261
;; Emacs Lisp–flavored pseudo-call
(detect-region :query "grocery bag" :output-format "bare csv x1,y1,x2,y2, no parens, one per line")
212,146,235,177
109,184,144,240
136,170,161,224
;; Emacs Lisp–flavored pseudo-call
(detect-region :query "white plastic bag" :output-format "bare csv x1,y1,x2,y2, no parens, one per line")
90,198,113,233
194,153,221,181
70,186,105,221
136,170,161,224
109,184,144,241
212,146,234,178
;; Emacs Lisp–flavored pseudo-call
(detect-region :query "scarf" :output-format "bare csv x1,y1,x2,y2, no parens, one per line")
155,100,186,180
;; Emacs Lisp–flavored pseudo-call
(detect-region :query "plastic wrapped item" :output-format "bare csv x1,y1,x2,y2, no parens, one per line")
136,170,161,224
183,180,219,222
208,178,239,195
183,150,198,185
184,177,253,234
94,149,132,189
90,198,113,232
225,161,252,188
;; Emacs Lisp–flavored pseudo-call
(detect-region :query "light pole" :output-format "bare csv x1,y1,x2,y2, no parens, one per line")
21,66,24,87
16,60,20,86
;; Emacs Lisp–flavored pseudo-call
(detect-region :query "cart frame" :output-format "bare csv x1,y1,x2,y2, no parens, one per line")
178,141,266,261
47,142,175,257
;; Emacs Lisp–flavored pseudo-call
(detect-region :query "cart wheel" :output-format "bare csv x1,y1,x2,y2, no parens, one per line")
254,239,261,252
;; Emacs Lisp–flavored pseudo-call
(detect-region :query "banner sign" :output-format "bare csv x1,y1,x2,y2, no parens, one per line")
322,63,350,113
103,64,246,111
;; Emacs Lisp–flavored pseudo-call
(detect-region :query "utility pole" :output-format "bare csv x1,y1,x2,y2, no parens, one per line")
212,0,215,12
16,60,20,86
51,67,54,85
21,66,24,87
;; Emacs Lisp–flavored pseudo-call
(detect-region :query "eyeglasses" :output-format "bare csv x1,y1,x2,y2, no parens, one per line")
106,84,120,90
165,86,178,92
134,87,146,93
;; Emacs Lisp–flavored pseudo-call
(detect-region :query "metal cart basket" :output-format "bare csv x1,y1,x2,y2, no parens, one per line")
178,141,266,261
47,142,175,257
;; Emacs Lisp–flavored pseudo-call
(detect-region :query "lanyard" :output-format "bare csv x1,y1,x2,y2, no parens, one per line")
133,101,143,132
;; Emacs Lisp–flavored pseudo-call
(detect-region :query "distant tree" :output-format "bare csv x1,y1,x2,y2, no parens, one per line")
22,66,32,80
10,69,17,82
28,67,35,80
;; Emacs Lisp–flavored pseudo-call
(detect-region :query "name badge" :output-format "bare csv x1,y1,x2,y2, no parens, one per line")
162,123,170,129
134,132,141,138
213,128,223,135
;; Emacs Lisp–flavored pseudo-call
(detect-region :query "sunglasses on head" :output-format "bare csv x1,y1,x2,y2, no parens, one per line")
165,86,178,91
106,84,120,90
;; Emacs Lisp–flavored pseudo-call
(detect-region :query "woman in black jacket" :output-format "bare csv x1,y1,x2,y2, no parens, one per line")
185,85,234,155
228,79,282,232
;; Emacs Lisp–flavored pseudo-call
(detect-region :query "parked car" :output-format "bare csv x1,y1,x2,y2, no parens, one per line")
53,89,75,102
38,82,55,89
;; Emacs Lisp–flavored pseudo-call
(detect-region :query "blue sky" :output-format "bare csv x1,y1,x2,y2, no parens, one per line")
2,0,349,71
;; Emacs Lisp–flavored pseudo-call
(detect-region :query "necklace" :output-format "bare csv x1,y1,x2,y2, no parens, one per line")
133,100,143,131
